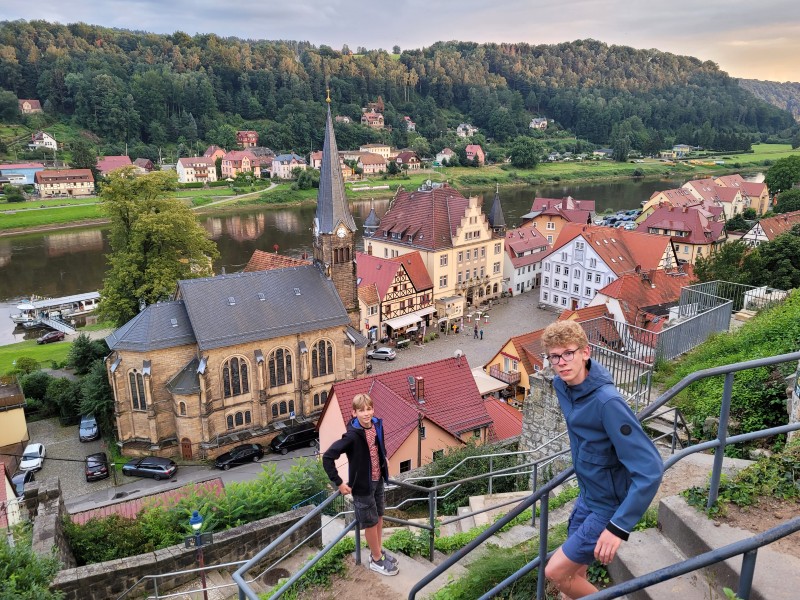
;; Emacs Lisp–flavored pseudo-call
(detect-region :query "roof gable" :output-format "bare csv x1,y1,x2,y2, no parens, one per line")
243,250,311,272
755,210,800,240
105,301,196,352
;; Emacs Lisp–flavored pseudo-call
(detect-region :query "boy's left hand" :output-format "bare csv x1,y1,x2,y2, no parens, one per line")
594,529,622,564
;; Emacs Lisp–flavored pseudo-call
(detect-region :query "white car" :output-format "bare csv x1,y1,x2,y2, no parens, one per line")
367,347,397,361
20,443,46,471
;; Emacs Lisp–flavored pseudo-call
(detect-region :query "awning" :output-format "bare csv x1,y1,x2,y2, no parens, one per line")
471,367,509,396
383,312,423,330
416,305,436,317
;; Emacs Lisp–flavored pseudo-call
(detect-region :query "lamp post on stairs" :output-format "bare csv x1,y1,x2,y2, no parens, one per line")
189,510,209,600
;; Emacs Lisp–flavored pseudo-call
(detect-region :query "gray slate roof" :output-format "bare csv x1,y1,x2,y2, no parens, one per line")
105,301,196,352
166,358,201,395
316,104,356,235
487,185,506,230
177,265,351,351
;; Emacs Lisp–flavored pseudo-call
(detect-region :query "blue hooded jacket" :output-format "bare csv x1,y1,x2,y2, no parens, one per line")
553,359,663,539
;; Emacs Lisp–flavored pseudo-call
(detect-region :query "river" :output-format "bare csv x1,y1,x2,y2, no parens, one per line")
0,176,722,344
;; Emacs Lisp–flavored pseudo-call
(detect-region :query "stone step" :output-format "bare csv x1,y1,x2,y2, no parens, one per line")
354,548,468,599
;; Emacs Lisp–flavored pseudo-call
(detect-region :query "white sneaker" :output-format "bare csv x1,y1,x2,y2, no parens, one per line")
369,555,399,576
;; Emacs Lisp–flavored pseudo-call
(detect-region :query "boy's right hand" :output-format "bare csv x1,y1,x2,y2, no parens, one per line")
338,483,352,495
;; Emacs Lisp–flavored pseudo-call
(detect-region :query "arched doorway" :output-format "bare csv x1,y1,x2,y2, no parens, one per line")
181,438,193,460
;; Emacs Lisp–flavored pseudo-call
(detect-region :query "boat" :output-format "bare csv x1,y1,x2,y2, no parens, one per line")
10,292,100,324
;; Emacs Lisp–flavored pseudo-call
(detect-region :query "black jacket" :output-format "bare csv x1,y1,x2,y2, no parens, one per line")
322,416,389,496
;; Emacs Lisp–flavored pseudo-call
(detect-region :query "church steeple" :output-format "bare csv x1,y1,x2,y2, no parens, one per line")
487,183,507,236
363,197,380,238
313,93,359,328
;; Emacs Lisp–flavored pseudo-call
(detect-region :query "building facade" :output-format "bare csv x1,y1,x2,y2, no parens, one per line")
34,169,95,197
176,157,218,184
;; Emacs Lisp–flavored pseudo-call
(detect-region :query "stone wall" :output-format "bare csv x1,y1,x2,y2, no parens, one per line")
41,498,319,600
26,477,76,570
520,371,571,480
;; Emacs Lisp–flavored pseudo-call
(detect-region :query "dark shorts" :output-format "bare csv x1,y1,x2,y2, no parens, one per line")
562,495,611,565
352,479,385,528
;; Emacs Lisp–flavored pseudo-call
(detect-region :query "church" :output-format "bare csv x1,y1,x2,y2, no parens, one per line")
105,100,368,460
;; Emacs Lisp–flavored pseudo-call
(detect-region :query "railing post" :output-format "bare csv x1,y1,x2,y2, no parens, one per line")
531,463,538,528
708,372,734,509
355,522,362,565
738,549,758,600
428,490,436,561
671,409,678,454
488,456,494,495
536,491,549,600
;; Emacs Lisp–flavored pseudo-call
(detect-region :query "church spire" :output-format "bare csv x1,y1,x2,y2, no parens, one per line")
487,183,507,235
315,93,356,236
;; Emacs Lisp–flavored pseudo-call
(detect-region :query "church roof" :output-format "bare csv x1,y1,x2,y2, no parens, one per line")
316,104,356,234
487,185,506,230
105,301,195,352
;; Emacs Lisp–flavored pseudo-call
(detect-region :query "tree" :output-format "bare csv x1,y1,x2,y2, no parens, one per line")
79,360,115,438
392,45,401,54
46,377,81,420
744,229,800,290
0,89,18,121
387,160,400,175
20,370,54,402
0,530,64,600
764,155,800,196
774,189,800,214
509,136,544,168
67,333,107,376
70,139,100,182
694,240,753,284
98,168,219,326
725,214,748,232
2,184,25,202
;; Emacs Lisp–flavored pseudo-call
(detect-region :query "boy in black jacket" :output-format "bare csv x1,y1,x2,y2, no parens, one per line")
322,393,399,576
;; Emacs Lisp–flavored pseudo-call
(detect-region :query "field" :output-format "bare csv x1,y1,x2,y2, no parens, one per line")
0,204,103,231
0,338,72,375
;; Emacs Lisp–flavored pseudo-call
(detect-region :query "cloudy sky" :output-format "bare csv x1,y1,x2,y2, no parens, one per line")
3,0,799,82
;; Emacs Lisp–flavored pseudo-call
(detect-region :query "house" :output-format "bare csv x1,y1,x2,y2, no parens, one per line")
133,158,155,173
18,99,42,114
317,355,494,478
1,462,23,529
672,144,693,157
334,115,351,124
592,148,614,158
361,110,384,129
521,196,595,245
503,225,550,295
270,153,307,179
538,223,678,311
105,103,367,460
404,116,416,132
456,123,479,138
529,118,548,130
176,157,218,184
639,203,726,265
394,151,421,171
203,145,226,162
356,250,434,342
310,150,353,179
29,131,57,151
713,174,770,215
358,143,393,160
435,148,456,165
0,376,29,476
0,162,44,185
465,144,485,166
34,169,95,198
638,188,722,223
483,399,523,442
357,152,387,175
365,184,506,306
97,155,133,176
740,210,800,247
236,130,259,148
221,150,261,179
682,178,745,219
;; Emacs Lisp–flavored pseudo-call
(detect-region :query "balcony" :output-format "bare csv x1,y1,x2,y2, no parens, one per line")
489,365,521,385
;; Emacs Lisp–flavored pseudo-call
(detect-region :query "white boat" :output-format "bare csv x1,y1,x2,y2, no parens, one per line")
10,292,100,324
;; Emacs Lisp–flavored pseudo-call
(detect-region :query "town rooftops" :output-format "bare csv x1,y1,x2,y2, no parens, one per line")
97,155,133,174
713,174,767,198
358,152,386,165
532,196,596,214
105,300,196,352
177,156,214,167
0,163,45,171
641,204,725,244
243,249,311,272
753,210,800,241
484,399,522,441
356,251,432,301
505,226,549,268
34,169,94,183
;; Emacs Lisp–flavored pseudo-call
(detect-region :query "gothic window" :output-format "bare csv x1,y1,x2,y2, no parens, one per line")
311,339,334,377
272,404,278,418
129,370,146,411
227,415,234,429
268,348,293,387
179,402,186,416
222,357,249,398
314,390,328,407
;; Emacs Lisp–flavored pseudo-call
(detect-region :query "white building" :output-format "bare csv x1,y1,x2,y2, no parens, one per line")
176,157,217,184
503,226,550,295
271,153,307,179
29,131,57,151
456,123,479,138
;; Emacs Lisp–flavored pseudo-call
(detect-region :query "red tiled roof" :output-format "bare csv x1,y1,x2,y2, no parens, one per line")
34,169,94,183
204,145,226,157
177,157,214,168
375,185,470,251
243,250,311,272
324,356,492,458
531,196,596,213
505,226,550,268
484,399,523,441
683,179,741,204
96,155,133,174
358,152,386,165
223,150,257,162
755,210,800,241
0,162,45,170
70,479,224,525
640,204,726,245
714,174,767,199
389,251,433,291
358,282,380,306
551,223,673,276
557,305,610,322
357,252,403,300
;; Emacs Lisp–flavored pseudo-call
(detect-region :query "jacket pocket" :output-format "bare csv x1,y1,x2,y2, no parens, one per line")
577,448,622,505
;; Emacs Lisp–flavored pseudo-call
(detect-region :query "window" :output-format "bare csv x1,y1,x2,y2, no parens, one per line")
493,262,500,274
574,270,580,278
561,297,567,306
481,247,486,258
433,449,444,461
420,425,426,439
494,243,501,254
576,241,585,250
562,281,568,290
585,287,592,296
480,266,485,277
473,249,479,260
311,339,334,377
543,292,549,300
554,279,560,288
544,277,550,286
179,402,186,416
553,294,559,303
573,284,579,293
564,266,569,276
684,245,689,254
697,247,703,256
400,460,412,473
129,370,146,411
561,252,567,261
545,262,551,271
586,272,592,281
546,221,555,230
226,410,252,430
439,275,448,288
473,268,477,278
313,390,328,407
458,251,463,262
472,429,481,438
222,357,249,398
547,235,553,243
589,258,597,268
271,401,294,418
457,272,462,284
440,254,448,267
268,348,293,387
384,248,388,258
595,274,601,283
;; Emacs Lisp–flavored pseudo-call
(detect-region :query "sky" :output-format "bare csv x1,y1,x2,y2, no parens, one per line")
2,0,799,82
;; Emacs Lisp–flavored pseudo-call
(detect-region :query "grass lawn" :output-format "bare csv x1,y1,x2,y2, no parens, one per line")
0,338,72,375
0,204,103,231
0,197,100,210
170,188,237,199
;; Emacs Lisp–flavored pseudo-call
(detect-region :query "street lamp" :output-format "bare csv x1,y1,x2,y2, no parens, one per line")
189,510,209,600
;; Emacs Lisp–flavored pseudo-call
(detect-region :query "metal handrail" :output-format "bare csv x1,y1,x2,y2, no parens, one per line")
116,560,247,600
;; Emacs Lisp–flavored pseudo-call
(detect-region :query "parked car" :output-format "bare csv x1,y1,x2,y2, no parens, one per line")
19,443,46,471
270,423,319,455
11,470,35,497
214,443,264,470
122,456,178,480
85,452,110,482
37,330,65,344
79,414,100,442
367,347,396,361
623,222,638,230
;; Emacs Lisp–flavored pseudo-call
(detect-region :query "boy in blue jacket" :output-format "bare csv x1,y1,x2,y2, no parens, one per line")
541,321,663,599
322,393,399,576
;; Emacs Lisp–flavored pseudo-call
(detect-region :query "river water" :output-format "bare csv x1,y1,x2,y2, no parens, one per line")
0,176,705,344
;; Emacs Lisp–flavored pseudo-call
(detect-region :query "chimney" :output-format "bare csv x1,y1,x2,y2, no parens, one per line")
367,243,373,256
683,206,688,213
415,376,425,403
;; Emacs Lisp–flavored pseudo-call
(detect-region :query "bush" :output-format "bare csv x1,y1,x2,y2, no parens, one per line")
20,370,54,402
0,525,64,600
177,182,204,189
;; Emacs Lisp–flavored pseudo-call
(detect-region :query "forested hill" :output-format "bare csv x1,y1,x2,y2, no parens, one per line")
0,20,796,158
738,79,800,122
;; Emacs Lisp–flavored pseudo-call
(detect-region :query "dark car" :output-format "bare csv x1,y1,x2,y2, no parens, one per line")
85,452,110,482
37,330,65,344
214,443,264,470
270,423,319,455
122,456,178,480
11,470,35,498
79,414,100,442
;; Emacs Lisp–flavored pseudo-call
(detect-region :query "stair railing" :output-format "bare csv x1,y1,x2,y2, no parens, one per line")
641,405,693,452
409,349,800,600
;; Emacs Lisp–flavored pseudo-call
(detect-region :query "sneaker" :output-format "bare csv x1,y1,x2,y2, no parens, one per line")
369,555,399,576
381,549,398,565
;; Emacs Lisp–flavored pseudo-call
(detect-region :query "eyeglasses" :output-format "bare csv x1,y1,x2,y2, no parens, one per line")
546,349,579,365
